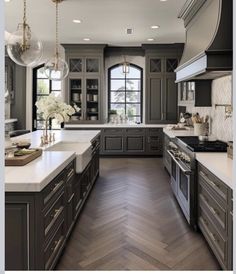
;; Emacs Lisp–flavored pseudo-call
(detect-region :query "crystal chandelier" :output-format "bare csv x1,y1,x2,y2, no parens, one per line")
6,0,43,66
122,56,130,74
44,0,69,81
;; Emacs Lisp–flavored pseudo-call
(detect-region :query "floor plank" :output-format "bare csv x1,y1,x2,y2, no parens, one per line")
56,157,221,270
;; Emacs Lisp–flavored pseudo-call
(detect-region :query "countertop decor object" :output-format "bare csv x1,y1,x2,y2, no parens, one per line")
5,148,42,166
35,94,79,144
6,0,43,66
44,0,69,81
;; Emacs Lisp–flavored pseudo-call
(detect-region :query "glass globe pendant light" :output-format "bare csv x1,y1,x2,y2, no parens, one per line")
6,0,43,67
44,0,69,81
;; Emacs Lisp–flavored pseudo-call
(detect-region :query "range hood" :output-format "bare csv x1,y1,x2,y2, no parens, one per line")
175,0,232,83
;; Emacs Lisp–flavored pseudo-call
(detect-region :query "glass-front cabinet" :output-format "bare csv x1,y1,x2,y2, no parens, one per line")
63,44,105,123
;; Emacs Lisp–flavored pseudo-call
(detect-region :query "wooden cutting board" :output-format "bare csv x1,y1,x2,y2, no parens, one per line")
5,149,42,166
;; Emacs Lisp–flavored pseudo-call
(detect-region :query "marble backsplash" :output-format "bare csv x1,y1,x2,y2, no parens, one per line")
184,75,233,142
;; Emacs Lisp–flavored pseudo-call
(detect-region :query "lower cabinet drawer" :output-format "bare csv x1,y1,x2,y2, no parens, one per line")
198,165,228,203
198,207,228,269
43,173,65,208
44,191,65,238
44,219,65,270
125,128,145,135
199,181,227,234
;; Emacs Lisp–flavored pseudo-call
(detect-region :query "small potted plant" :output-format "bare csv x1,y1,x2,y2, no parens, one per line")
108,109,117,123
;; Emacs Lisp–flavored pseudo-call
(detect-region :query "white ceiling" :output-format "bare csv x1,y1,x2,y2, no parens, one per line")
5,0,186,47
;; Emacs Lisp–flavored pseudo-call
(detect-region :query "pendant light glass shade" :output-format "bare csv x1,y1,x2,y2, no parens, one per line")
122,56,130,75
44,0,69,81
122,62,130,74
44,53,69,81
6,1,43,67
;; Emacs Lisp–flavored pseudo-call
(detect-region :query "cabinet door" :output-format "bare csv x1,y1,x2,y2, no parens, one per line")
69,58,83,73
85,77,100,122
164,75,177,122
69,78,83,121
146,76,163,123
5,203,30,270
103,136,124,152
85,58,100,73
126,136,145,152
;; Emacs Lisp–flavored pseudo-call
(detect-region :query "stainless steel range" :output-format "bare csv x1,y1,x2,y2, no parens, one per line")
167,136,227,229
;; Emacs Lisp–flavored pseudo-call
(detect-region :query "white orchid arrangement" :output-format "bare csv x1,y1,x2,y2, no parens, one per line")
35,93,80,123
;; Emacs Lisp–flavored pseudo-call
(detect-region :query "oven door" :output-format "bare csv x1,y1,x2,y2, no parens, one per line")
177,168,190,218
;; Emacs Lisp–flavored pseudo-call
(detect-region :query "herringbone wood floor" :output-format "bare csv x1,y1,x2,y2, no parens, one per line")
56,158,221,270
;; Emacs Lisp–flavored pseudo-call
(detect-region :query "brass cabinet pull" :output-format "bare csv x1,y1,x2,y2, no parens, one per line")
201,194,219,216
52,180,64,192
209,232,218,242
51,239,60,252
199,171,220,189
50,209,60,219
67,169,75,181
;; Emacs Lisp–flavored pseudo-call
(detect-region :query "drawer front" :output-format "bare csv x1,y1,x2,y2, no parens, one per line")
198,207,228,269
147,128,162,135
199,181,227,234
43,172,65,208
65,162,75,183
44,219,65,270
198,165,228,204
125,128,145,135
44,190,65,238
103,128,123,135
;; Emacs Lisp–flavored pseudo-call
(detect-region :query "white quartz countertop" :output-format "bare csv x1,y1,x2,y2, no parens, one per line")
196,153,233,189
11,129,101,148
5,118,17,124
163,127,195,138
5,151,76,192
5,129,101,192
65,123,166,128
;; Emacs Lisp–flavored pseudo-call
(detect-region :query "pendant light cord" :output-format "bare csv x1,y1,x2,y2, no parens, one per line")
55,0,59,56
22,0,27,49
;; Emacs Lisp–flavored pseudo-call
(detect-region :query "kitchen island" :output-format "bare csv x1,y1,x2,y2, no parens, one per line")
5,129,101,270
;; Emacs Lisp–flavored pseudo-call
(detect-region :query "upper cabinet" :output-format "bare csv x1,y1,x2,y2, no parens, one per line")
62,44,106,124
144,44,184,124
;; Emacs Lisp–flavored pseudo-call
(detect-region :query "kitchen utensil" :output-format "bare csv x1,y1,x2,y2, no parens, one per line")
194,123,207,136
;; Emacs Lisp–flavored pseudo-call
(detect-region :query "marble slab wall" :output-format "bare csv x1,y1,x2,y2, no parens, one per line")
184,75,233,142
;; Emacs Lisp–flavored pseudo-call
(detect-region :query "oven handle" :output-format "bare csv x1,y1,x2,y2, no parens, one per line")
167,150,192,175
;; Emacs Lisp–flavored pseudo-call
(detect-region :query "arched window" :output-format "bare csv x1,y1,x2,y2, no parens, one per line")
108,64,143,123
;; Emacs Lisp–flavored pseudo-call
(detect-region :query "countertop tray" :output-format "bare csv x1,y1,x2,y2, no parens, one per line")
5,149,42,166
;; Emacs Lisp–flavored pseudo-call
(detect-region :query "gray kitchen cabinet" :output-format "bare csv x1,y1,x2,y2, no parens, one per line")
146,128,163,155
144,44,184,124
163,133,171,174
5,137,100,270
100,127,163,156
62,44,106,124
197,164,233,270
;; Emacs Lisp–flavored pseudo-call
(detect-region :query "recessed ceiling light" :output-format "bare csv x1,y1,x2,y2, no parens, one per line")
147,38,154,41
151,25,160,29
5,0,11,2
83,38,91,41
160,0,168,1
73,19,82,24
